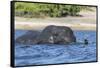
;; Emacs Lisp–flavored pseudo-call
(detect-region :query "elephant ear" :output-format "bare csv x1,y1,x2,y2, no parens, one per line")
60,26,76,42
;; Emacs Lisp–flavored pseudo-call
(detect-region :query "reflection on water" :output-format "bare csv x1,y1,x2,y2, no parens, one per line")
15,30,97,66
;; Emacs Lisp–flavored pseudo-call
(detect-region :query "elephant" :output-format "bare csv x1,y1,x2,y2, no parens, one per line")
16,25,76,45
15,30,41,44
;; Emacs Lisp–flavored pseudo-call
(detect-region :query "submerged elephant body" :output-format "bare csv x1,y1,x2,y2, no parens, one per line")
16,25,76,45
16,30,41,44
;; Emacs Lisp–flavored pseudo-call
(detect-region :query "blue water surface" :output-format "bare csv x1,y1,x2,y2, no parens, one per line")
15,30,97,66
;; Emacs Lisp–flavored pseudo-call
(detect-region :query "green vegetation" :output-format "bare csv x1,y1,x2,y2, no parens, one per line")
15,2,94,18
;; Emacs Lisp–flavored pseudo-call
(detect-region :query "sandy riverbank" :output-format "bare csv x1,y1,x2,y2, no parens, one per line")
15,21,96,31
15,10,97,31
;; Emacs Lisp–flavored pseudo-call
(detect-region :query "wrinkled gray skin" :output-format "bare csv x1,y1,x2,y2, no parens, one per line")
16,25,76,45
16,30,40,44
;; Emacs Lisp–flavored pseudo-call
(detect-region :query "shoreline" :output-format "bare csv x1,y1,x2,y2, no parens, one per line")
15,21,96,31
15,10,96,31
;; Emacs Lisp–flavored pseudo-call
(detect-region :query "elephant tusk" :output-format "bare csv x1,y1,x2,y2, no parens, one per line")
49,36,54,43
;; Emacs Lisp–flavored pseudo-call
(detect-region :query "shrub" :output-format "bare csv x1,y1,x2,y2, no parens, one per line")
15,2,82,18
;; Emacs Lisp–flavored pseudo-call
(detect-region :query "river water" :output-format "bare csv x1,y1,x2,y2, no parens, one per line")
15,30,97,66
